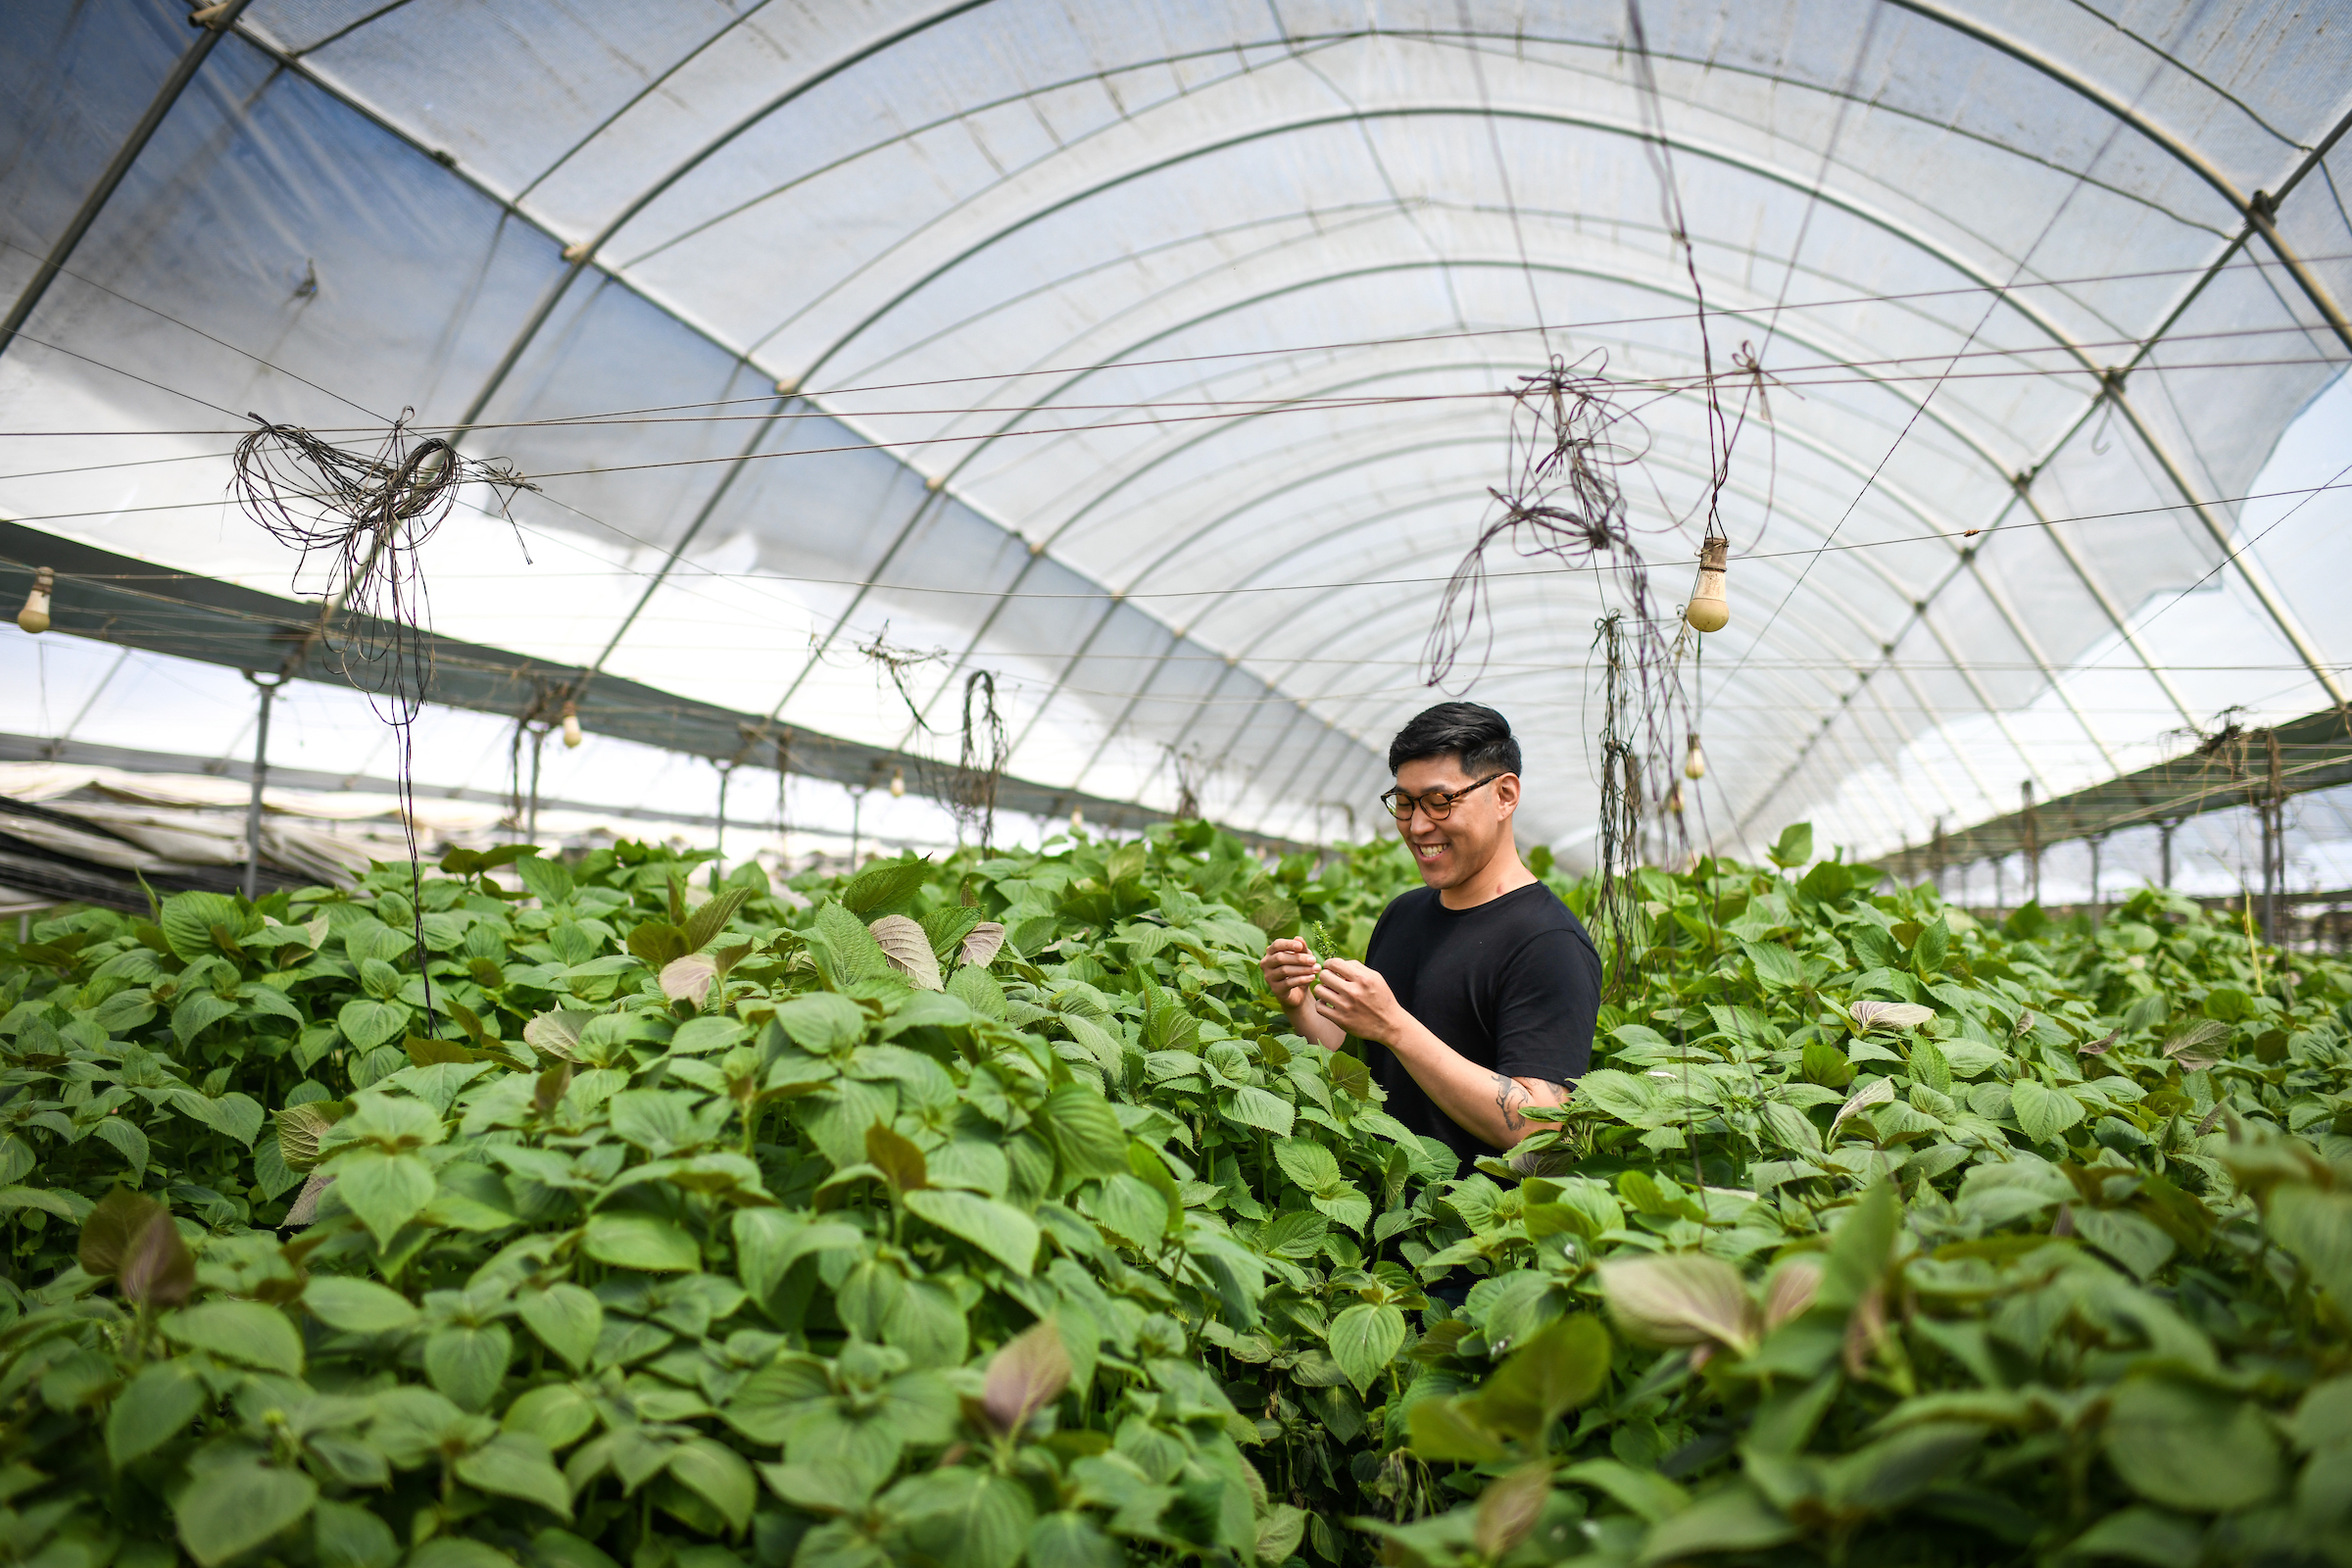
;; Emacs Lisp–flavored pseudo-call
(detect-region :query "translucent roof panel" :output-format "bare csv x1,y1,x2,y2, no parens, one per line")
2,0,2348,862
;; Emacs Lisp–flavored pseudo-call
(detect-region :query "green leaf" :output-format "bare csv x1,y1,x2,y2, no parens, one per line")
1471,1313,1611,1441
1561,1457,1690,1524
504,1384,598,1451
514,852,574,906
1224,1085,1295,1136
406,1539,518,1568
454,1432,572,1520
1912,919,1950,976
1088,1174,1169,1249
583,1211,702,1272
304,1275,419,1335
1743,941,1802,990
106,1359,207,1466
1272,1139,1342,1193
1035,1085,1129,1182
1767,822,1814,869
841,858,931,917
163,1300,305,1375
1328,1301,1406,1396
2059,1506,2205,1566
1407,1397,1506,1463
517,1284,603,1371
1634,1481,1792,1566
2009,1078,2085,1146
332,1149,436,1247
667,1437,758,1534
906,1189,1040,1275
609,1089,699,1155
160,891,247,964
2103,1374,2283,1512
2072,1207,2178,1282
337,997,410,1052
312,1498,399,1568
172,992,239,1047
1028,1513,1120,1568
773,992,870,1055
175,1461,318,1566
425,1323,514,1411
892,1467,1038,1568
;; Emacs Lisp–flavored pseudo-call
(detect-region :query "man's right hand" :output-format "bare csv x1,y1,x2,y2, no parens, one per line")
1260,937,1320,1008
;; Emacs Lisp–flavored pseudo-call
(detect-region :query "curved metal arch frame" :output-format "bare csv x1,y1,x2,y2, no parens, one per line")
1045,419,1961,797
1162,523,1924,825
548,97,2321,798
232,5,2352,838
938,261,2189,780
627,21,2247,310
783,102,2327,756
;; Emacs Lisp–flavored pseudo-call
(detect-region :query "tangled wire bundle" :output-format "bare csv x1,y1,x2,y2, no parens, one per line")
946,670,1008,850
232,411,535,1004
1421,351,1733,996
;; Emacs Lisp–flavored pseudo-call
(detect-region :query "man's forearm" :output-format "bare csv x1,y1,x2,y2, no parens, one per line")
1377,1014,1560,1149
1283,996,1347,1052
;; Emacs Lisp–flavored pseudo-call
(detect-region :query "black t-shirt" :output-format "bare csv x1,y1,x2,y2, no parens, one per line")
1359,882,1601,1174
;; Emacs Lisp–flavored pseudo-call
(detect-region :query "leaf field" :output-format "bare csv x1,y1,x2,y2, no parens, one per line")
1,820,2348,1568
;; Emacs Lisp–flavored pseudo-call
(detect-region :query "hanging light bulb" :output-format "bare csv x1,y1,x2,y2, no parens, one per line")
889,767,906,798
560,700,582,749
1684,732,1707,780
1685,537,1730,632
17,566,53,634
1070,806,1085,833
1665,781,1685,815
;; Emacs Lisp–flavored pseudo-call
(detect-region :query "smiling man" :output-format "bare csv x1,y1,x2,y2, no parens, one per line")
1260,703,1600,1173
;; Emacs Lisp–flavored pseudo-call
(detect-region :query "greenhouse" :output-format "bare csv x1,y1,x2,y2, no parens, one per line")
3,4,2351,1567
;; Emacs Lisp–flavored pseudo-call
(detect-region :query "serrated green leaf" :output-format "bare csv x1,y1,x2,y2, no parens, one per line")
175,1461,317,1566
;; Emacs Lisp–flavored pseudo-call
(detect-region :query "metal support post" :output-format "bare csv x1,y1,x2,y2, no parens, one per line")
1993,857,2005,919
714,761,735,869
2022,781,2039,906
2087,834,2103,928
525,722,549,845
2258,728,2277,940
240,672,288,900
2160,818,2177,891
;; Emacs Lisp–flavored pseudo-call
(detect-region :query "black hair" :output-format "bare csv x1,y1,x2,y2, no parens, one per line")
1387,702,1521,778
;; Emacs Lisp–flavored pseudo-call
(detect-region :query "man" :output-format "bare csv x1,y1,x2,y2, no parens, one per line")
1260,703,1600,1172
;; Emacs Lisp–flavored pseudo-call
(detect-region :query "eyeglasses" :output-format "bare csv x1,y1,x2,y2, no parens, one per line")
1380,774,1504,822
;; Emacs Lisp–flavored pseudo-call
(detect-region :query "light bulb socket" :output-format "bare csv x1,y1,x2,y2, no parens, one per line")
17,566,53,635
1685,537,1730,633
561,701,582,749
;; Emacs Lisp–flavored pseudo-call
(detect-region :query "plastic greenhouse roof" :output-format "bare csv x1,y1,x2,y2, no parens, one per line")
2,0,2350,865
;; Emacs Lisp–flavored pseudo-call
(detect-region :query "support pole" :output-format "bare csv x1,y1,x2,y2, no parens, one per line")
526,723,549,845
849,786,867,867
240,671,287,900
2160,818,2178,890
2022,781,2039,907
2265,728,2284,945
714,761,734,869
1993,857,2005,920
2087,834,2103,928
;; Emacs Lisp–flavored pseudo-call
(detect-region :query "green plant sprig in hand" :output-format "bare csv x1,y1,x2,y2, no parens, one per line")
1307,921,1336,991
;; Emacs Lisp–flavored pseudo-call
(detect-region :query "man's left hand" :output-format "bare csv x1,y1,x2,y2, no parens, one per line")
1311,958,1406,1044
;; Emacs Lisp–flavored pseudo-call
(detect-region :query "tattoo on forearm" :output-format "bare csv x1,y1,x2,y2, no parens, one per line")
1492,1074,1567,1133
1493,1073,1528,1132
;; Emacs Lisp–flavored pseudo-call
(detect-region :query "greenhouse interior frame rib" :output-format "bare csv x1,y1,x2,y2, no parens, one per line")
0,1,2348,874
